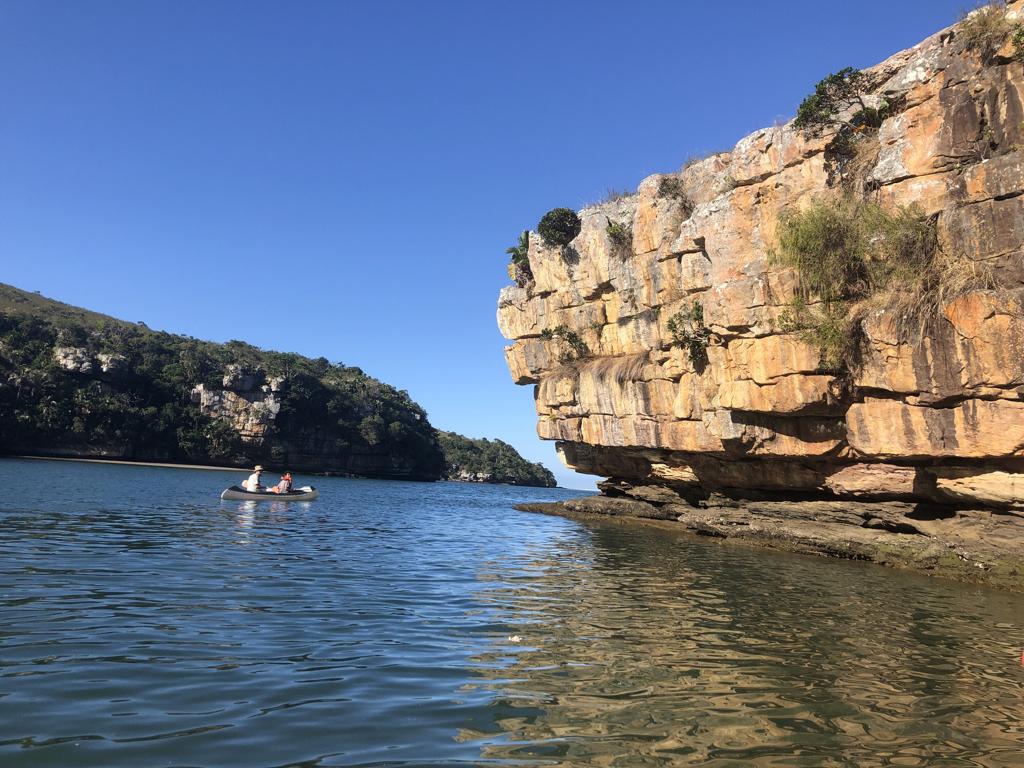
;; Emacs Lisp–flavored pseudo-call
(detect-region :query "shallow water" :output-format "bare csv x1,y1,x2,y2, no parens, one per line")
0,458,1022,767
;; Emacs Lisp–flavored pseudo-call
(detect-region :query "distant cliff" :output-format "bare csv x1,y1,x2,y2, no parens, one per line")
438,431,556,487
498,3,1024,586
0,283,445,478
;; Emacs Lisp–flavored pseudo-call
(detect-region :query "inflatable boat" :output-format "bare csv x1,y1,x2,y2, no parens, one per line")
220,485,319,501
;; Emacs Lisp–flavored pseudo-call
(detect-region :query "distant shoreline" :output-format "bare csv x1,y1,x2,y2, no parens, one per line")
8,455,242,472
4,455,583,490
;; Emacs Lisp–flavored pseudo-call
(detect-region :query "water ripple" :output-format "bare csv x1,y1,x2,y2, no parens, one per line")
0,459,1022,767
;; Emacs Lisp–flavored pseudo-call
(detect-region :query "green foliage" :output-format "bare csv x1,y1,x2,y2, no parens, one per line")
537,207,581,247
771,198,942,371
666,301,711,370
774,198,872,303
505,230,530,267
540,324,588,363
0,286,446,478
958,2,1012,61
505,230,534,287
1014,23,1024,59
793,67,885,136
773,198,937,303
437,431,556,487
605,217,633,252
778,298,857,373
656,176,695,216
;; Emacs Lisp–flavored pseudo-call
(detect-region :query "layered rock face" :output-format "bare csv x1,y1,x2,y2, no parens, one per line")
499,6,1024,580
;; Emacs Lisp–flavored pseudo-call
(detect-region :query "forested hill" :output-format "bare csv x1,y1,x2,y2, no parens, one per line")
0,283,554,485
0,283,447,479
437,431,556,487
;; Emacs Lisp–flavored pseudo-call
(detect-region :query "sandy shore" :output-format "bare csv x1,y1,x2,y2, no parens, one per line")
9,455,244,472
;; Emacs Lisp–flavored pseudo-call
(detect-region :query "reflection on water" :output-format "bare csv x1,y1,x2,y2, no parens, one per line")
466,525,1024,767
0,458,1021,767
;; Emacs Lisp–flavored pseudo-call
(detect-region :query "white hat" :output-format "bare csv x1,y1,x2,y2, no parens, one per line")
254,465,264,471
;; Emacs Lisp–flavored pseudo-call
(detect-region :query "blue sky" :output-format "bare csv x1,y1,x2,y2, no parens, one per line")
1,0,965,489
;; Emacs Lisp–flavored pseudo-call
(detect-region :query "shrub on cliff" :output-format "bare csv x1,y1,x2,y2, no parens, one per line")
666,301,711,370
1015,24,1024,58
505,230,533,288
605,217,633,254
793,68,886,136
540,324,588,363
656,176,695,217
537,208,581,247
958,1,1016,61
793,67,895,194
774,198,937,302
505,230,530,267
770,197,977,371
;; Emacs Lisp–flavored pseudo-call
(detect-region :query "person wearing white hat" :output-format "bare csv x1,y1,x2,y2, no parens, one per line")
243,465,264,492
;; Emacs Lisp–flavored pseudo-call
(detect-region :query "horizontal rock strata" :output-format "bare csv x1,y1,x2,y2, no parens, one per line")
500,3,1024,586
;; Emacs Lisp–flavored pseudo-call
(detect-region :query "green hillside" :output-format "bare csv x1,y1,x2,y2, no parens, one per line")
438,431,556,487
0,283,557,485
0,283,443,478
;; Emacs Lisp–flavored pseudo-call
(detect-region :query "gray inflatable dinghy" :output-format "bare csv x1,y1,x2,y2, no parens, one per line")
220,485,319,501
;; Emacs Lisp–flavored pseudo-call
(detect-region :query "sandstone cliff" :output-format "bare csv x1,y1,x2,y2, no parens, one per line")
499,4,1024,585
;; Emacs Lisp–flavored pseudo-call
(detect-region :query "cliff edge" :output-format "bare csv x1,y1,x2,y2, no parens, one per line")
498,3,1024,587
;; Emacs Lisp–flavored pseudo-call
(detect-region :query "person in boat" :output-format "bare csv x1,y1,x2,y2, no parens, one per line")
243,465,264,492
270,472,293,494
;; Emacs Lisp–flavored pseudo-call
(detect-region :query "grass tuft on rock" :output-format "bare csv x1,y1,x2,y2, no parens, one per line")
772,197,988,371
656,176,695,217
958,1,1014,61
605,216,633,255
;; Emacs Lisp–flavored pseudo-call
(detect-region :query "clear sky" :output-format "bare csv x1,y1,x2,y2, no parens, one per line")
1,0,966,489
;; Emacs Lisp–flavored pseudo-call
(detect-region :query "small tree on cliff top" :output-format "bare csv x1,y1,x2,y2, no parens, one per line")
505,230,533,288
505,230,530,267
793,67,885,136
537,208,581,247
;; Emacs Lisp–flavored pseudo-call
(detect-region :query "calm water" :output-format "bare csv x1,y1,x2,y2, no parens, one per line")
0,459,1022,767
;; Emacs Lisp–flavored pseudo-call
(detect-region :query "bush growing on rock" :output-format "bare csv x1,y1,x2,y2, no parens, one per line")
505,230,530,267
793,68,886,136
537,208,581,247
769,197,989,371
666,301,711,370
605,217,633,253
656,176,695,216
794,68,893,193
505,230,533,288
600,188,633,204
773,198,937,303
1014,24,1024,58
540,324,588,363
958,1,1017,62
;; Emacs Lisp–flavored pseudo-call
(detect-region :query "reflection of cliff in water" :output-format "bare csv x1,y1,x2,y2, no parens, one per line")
461,520,1024,766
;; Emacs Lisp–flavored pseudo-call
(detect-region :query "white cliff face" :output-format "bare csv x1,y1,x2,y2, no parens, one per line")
191,379,282,444
53,347,127,378
498,4,1024,511
53,346,94,375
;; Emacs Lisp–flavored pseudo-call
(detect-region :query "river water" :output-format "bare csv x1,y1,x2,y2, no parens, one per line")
0,458,1021,767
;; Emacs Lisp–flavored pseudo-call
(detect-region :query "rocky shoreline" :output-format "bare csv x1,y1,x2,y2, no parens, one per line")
516,495,1024,592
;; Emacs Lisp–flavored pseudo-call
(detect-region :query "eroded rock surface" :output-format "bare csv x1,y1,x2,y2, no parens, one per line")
500,5,1024,586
